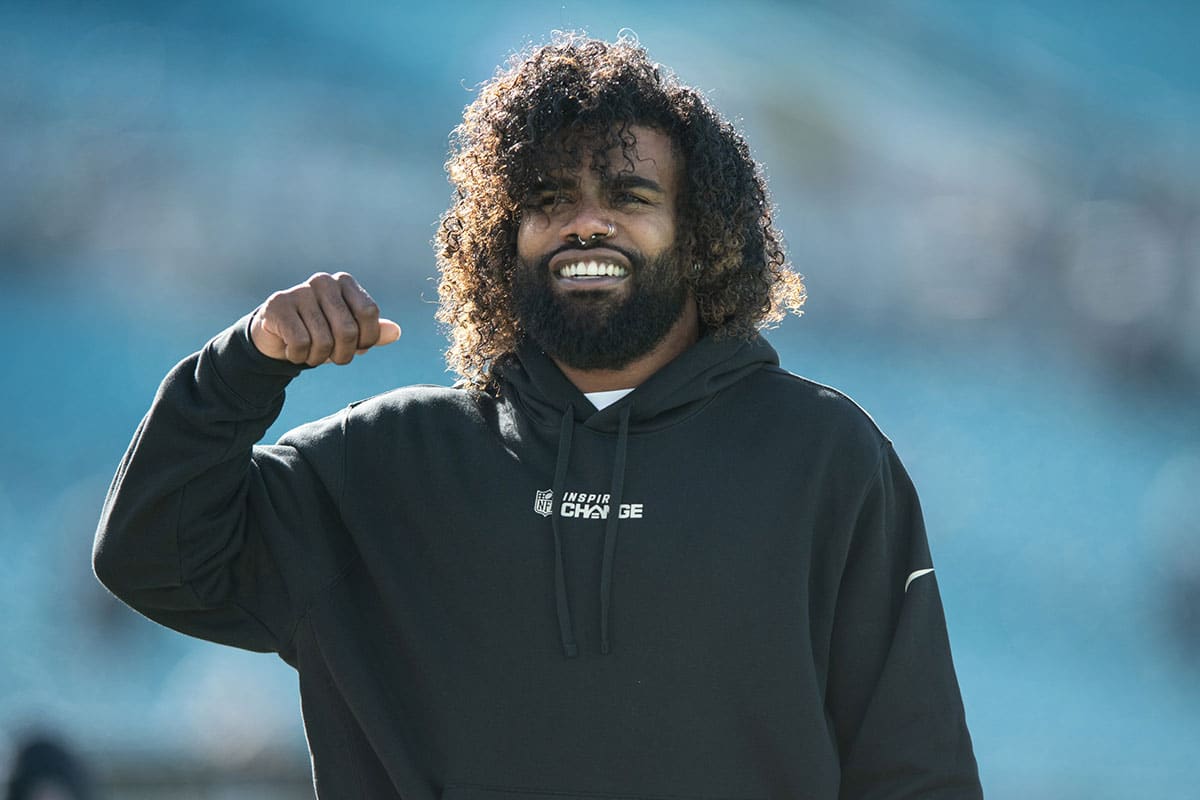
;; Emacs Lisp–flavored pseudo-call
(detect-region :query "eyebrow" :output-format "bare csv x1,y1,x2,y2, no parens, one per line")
607,174,665,194
530,178,572,195
532,174,666,194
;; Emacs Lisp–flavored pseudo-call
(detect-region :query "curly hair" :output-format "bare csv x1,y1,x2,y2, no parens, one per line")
436,31,805,387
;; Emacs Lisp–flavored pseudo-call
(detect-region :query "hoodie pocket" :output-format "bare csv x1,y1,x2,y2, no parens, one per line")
441,785,764,800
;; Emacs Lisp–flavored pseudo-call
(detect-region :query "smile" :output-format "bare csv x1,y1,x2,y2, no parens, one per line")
556,260,629,279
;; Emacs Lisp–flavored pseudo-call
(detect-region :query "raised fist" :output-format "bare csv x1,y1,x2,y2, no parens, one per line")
251,272,401,366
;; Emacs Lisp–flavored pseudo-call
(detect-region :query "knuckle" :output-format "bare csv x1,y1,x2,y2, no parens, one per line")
334,320,359,341
311,327,333,348
306,272,333,288
271,285,309,309
262,291,286,313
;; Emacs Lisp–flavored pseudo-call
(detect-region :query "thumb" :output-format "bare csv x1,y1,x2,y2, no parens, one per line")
356,319,402,355
377,318,401,346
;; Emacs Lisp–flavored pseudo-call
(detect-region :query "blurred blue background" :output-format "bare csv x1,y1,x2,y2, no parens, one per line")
2,1,1198,797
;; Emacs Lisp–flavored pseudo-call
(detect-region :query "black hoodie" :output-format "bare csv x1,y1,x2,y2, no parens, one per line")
94,315,981,799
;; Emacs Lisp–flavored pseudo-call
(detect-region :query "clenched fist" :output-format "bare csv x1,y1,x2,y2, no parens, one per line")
251,272,402,366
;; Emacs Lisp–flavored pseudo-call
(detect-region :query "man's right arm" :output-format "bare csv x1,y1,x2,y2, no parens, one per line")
92,273,400,654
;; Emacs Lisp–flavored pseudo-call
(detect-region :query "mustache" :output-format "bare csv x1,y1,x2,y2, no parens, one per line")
536,242,642,273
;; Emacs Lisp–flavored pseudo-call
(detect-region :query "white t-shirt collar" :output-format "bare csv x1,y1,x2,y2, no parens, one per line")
584,388,634,411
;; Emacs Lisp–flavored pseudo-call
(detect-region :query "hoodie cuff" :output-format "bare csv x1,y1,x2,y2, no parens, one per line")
203,311,307,410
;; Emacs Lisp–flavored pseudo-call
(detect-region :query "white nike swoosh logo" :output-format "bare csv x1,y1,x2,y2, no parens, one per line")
905,568,935,593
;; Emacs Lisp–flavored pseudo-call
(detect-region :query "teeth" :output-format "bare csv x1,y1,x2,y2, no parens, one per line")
558,261,628,279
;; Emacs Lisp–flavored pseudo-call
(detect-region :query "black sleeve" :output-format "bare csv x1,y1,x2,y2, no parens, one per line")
93,315,353,657
827,443,983,799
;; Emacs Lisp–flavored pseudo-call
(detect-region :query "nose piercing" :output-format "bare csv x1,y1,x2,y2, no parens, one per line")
574,222,615,248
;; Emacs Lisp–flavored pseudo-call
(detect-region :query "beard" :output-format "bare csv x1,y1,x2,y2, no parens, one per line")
513,244,689,371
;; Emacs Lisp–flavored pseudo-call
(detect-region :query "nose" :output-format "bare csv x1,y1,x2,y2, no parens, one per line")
559,196,613,245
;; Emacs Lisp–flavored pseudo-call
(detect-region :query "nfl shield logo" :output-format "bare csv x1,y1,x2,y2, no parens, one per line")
533,489,554,517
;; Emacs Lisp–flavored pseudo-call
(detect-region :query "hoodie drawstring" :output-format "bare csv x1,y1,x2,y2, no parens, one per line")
599,404,632,655
551,403,578,657
550,401,633,658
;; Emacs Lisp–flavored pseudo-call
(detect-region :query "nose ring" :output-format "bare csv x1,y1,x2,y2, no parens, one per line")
575,222,615,248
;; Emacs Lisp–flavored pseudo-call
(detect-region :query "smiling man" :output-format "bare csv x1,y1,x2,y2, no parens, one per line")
512,126,697,387
94,33,981,799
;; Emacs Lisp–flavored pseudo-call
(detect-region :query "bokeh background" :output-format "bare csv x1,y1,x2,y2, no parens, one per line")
3,0,1198,797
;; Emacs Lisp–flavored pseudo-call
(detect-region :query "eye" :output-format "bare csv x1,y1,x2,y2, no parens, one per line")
613,191,648,206
523,191,555,209
525,191,576,210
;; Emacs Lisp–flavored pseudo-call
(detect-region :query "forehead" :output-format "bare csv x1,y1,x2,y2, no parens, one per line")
541,125,681,191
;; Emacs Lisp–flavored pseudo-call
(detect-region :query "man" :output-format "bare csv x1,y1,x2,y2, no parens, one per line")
4,734,95,800
94,33,982,799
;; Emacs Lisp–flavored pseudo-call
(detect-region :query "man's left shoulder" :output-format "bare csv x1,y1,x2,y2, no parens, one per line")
738,365,890,450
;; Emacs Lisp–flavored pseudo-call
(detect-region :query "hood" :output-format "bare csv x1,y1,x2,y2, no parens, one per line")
493,333,779,659
497,332,780,432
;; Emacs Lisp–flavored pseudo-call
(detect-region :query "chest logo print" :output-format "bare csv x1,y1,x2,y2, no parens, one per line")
533,489,555,517
532,489,645,520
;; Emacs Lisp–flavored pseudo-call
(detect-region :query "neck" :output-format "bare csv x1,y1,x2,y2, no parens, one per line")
553,299,700,393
